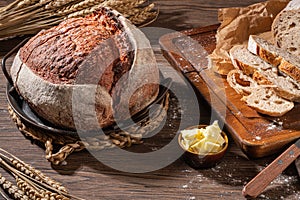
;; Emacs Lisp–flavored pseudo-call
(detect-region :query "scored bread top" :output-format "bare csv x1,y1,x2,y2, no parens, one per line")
19,7,133,94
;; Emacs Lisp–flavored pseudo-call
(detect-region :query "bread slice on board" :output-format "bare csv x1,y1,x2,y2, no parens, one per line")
254,70,300,102
252,71,273,85
248,35,300,82
230,43,300,102
241,86,294,117
227,69,294,117
226,69,257,96
229,45,276,76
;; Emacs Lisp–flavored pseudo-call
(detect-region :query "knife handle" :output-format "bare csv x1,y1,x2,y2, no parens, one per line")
242,143,300,198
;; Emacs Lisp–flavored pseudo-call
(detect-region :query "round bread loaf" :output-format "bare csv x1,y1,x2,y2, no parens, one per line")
11,7,159,130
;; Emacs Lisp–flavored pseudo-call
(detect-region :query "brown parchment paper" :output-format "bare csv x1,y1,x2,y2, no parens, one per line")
209,0,290,75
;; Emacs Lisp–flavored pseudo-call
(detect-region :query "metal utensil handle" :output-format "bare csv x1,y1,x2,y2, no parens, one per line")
1,38,30,86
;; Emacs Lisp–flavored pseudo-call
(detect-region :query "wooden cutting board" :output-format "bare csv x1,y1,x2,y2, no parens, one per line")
159,24,300,158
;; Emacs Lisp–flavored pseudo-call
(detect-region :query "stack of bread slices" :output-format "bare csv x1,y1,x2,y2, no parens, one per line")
227,0,300,117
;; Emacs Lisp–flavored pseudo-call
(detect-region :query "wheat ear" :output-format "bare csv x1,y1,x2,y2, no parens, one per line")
0,148,85,200
0,0,158,38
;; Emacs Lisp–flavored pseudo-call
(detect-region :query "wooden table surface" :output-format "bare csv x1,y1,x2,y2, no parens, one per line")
0,0,300,199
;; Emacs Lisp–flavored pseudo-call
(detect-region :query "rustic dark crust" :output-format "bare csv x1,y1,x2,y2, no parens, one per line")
232,58,255,75
257,46,281,67
19,8,133,94
252,71,273,85
278,60,300,83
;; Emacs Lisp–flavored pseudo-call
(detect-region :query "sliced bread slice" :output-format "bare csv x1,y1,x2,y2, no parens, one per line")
272,9,300,56
230,44,300,102
229,45,276,76
252,70,273,85
226,69,257,96
248,35,300,82
284,0,300,10
227,69,294,117
254,70,300,102
248,35,284,66
241,87,294,117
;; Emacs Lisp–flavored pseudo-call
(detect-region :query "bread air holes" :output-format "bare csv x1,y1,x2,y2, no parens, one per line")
276,41,282,48
289,22,296,29
254,100,259,104
263,94,271,101
274,100,284,104
234,74,250,87
288,47,297,52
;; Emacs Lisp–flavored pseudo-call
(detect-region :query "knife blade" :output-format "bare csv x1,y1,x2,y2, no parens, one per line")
242,138,300,198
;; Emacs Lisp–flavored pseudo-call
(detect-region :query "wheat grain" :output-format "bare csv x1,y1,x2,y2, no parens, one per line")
11,159,68,193
16,177,43,199
16,177,70,200
45,0,79,10
0,0,158,38
0,148,67,194
127,3,155,24
58,0,104,16
17,0,40,9
0,174,28,200
0,0,21,13
0,148,84,200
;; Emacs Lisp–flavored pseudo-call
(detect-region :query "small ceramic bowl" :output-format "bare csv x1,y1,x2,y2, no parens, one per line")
178,125,229,169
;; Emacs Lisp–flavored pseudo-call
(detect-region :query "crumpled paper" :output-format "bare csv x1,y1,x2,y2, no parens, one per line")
209,0,290,75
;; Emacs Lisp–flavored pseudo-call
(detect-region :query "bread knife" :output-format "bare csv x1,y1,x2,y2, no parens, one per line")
242,139,300,198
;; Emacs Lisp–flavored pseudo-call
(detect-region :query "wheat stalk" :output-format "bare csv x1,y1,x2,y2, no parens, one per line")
0,148,67,193
0,148,84,200
0,0,158,38
11,159,68,193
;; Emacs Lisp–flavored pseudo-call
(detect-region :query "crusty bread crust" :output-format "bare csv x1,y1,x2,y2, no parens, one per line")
252,71,273,85
230,45,276,76
278,59,300,82
231,57,254,75
230,45,256,75
231,44,300,102
255,70,300,102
